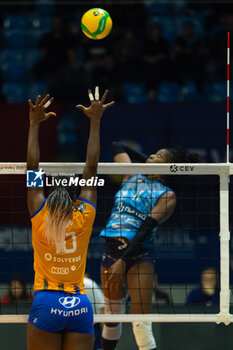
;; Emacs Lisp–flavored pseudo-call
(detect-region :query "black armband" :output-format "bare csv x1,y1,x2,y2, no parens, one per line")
110,141,126,157
110,141,148,162
121,217,158,261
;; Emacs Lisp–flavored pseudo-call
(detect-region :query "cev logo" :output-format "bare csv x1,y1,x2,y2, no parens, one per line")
170,165,195,173
169,165,178,173
59,296,80,308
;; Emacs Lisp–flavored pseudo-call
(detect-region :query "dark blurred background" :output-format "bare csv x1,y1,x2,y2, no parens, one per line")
0,0,231,298
1,1,233,349
0,0,233,162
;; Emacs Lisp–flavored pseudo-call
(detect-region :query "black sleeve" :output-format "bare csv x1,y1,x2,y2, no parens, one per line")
120,217,158,261
110,141,148,162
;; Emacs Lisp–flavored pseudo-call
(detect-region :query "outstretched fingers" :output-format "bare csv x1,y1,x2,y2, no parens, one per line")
76,104,86,112
28,94,54,109
44,97,54,109
103,100,115,109
100,89,109,104
28,99,34,109
40,94,50,106
95,86,99,101
45,112,56,119
35,95,41,106
76,88,115,116
88,89,94,102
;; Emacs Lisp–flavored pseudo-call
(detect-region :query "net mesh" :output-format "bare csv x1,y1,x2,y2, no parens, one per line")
0,163,230,323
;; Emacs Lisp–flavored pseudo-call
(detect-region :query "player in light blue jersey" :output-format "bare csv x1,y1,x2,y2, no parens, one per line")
100,143,201,350
100,173,172,244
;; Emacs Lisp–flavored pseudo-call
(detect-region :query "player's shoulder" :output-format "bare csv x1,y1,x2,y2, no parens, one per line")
123,174,145,185
153,180,175,194
30,198,47,221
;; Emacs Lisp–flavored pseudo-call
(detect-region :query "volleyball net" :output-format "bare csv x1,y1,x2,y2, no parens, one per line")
0,162,231,324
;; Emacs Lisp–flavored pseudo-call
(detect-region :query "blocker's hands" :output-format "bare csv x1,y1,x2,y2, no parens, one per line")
28,94,56,125
76,86,115,121
105,258,126,291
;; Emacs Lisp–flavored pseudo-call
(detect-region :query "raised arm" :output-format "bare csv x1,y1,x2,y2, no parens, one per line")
111,142,148,163
120,191,176,260
111,142,131,164
77,87,114,207
110,142,148,182
106,191,176,290
27,95,56,216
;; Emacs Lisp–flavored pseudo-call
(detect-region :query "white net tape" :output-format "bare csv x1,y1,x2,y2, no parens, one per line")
0,162,231,175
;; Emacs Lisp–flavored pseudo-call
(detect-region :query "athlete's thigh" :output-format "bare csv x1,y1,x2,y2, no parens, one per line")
127,262,154,314
101,265,125,300
63,332,95,350
27,322,62,350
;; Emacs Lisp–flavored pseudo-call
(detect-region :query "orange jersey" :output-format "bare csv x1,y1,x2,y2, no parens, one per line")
30,198,96,294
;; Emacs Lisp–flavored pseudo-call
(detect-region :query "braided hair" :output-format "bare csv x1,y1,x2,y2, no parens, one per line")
45,184,74,253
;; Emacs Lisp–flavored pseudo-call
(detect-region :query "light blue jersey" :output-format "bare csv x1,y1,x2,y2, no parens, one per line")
100,174,173,242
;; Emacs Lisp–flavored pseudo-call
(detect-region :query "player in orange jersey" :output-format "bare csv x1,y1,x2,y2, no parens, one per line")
26,88,114,350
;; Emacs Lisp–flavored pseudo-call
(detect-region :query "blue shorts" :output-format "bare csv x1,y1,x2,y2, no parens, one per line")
28,290,94,334
101,237,155,272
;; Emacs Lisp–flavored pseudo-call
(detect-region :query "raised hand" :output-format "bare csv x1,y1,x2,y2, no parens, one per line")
28,94,56,125
76,86,115,121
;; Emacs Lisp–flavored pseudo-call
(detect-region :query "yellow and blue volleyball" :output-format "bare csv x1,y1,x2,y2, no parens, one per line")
81,8,112,40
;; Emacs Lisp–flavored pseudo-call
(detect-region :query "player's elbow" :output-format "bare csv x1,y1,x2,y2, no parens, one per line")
167,192,177,217
158,192,176,223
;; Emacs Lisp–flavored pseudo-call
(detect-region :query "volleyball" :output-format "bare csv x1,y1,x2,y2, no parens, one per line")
81,8,112,40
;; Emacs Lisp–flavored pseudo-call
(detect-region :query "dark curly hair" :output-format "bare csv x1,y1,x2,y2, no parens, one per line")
166,146,203,163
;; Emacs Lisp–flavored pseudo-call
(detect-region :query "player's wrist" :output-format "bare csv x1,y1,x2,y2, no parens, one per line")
30,121,40,126
111,142,125,156
90,118,101,126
